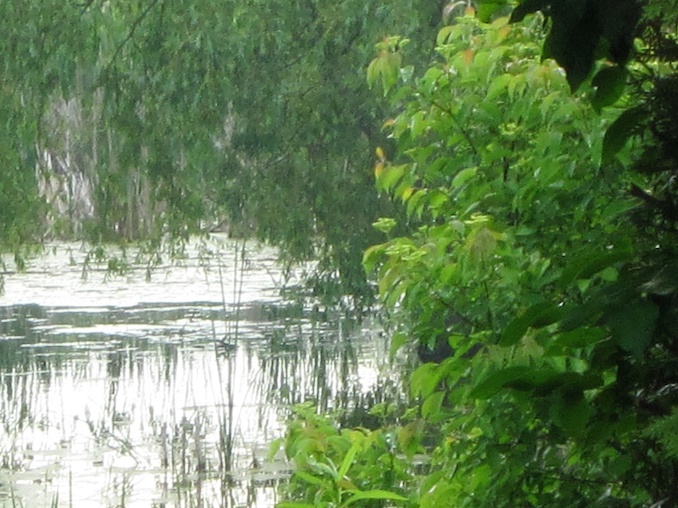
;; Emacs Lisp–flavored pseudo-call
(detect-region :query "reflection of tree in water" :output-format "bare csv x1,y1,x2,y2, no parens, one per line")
0,305,57,438
0,305,47,369
258,328,355,409
106,349,124,379
255,317,402,427
0,300,397,506
0,305,184,461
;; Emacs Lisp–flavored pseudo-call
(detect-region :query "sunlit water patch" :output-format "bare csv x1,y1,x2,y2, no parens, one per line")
0,238,394,507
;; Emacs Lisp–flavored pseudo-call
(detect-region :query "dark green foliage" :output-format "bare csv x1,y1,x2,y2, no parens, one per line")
602,105,648,165
2,1,678,503
591,66,629,112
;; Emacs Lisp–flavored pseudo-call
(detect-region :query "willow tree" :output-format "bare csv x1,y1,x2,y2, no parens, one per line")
0,0,446,304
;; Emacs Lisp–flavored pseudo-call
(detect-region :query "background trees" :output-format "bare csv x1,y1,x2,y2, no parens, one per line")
0,0,445,304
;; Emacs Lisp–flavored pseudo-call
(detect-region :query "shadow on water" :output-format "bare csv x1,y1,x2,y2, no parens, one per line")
0,240,400,508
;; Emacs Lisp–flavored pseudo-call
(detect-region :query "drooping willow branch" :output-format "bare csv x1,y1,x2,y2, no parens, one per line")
104,0,164,73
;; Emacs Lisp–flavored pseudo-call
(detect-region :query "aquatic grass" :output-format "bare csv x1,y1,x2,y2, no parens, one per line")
212,239,250,474
68,468,72,508
9,484,18,508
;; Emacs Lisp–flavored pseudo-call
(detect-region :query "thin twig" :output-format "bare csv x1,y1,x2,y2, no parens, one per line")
105,0,164,71
428,97,481,160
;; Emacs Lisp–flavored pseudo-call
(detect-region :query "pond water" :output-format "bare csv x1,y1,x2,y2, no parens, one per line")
0,237,396,508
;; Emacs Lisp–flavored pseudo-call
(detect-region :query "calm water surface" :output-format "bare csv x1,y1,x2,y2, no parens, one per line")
0,237,393,508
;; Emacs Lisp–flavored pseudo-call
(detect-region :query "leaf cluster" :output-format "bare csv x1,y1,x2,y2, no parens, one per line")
360,10,678,506
275,402,416,507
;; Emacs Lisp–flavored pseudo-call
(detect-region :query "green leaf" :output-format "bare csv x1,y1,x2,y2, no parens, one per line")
547,326,608,354
500,302,563,346
558,248,632,289
377,164,407,192
389,331,409,360
382,52,403,93
293,470,327,487
366,57,382,88
338,441,360,479
439,263,458,284
343,489,408,506
471,366,532,399
398,421,425,459
607,300,659,357
276,503,317,508
421,391,445,421
410,110,427,138
268,437,284,461
452,167,478,189
472,367,598,398
372,218,397,235
541,0,601,91
503,368,559,392
428,189,449,211
411,363,444,398
406,189,427,218
485,74,511,101
529,371,603,396
550,389,590,439
591,66,627,112
362,244,385,274
476,1,509,23
307,458,339,480
419,478,455,508
436,26,455,47
601,105,646,165
600,198,639,221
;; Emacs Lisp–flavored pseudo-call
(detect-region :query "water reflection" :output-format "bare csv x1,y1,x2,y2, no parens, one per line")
0,240,394,507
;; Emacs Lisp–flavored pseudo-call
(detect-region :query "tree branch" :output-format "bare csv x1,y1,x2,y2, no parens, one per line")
105,0,164,72
428,97,481,160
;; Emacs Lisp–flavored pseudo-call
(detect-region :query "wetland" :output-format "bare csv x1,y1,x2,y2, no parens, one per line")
0,237,395,507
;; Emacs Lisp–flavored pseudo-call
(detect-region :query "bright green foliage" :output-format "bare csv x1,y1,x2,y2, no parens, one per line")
362,11,678,507
276,402,416,507
368,13,626,339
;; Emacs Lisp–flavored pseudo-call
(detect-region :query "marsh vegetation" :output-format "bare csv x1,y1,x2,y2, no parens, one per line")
0,238,398,507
